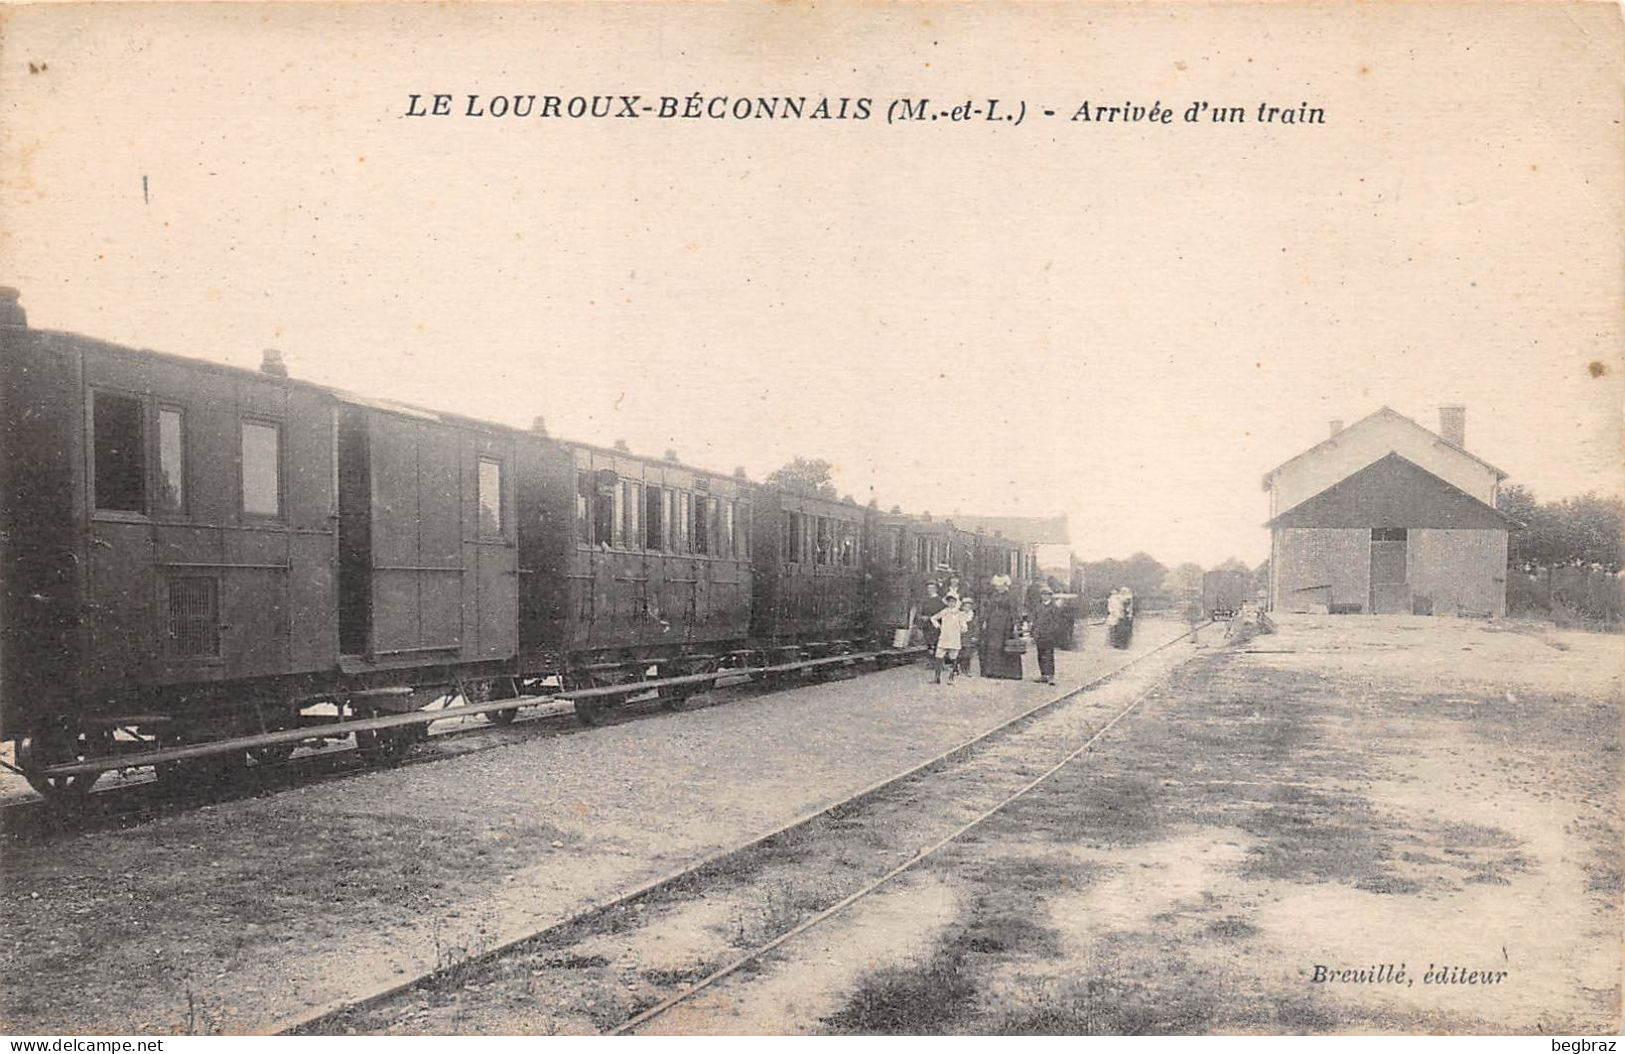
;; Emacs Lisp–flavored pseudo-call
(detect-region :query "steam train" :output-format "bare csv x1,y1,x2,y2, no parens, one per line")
0,290,1041,799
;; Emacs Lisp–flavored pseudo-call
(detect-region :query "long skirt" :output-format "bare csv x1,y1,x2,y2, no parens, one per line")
980,639,1025,679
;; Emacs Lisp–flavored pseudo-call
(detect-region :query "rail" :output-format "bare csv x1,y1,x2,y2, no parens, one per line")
275,623,1205,1036
36,646,924,780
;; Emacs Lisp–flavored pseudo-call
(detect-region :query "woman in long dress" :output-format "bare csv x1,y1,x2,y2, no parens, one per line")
978,575,1025,680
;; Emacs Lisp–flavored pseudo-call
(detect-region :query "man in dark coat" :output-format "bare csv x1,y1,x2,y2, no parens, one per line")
1031,586,1067,684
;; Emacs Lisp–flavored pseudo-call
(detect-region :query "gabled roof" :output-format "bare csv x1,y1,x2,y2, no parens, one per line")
1261,406,1508,491
941,514,1071,545
1268,452,1512,529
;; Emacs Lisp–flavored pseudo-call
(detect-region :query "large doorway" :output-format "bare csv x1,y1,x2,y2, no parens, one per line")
1369,527,1410,614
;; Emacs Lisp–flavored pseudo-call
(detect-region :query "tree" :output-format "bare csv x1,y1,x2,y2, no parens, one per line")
1499,484,1622,573
1161,562,1205,601
1554,493,1623,572
1081,553,1170,605
1120,552,1171,600
763,457,839,499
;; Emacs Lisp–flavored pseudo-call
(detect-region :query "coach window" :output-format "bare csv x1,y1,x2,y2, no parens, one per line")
241,419,282,519
575,472,593,544
814,517,831,566
593,470,617,546
708,497,722,555
93,391,147,514
670,490,687,553
693,495,710,555
721,501,736,558
156,407,186,516
644,486,664,550
478,457,504,538
662,488,677,550
622,480,641,549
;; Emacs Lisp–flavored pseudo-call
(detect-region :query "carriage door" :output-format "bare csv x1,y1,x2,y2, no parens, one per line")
469,447,517,659
1369,528,1410,614
337,407,373,655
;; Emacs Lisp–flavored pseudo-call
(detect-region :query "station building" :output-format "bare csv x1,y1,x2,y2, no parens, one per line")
1263,406,1511,616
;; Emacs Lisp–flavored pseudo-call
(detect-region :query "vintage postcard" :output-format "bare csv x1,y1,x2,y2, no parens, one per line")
1,0,1620,1040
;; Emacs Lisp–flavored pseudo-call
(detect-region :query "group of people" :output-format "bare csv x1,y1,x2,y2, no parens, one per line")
915,574,1072,686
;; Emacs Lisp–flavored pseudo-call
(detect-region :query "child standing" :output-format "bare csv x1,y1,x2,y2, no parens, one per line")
930,594,971,684
957,596,979,677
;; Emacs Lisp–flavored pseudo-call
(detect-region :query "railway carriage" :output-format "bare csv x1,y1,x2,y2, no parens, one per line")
2,321,355,790
1,288,1065,799
528,441,755,706
749,490,867,652
972,532,1037,616
864,511,945,643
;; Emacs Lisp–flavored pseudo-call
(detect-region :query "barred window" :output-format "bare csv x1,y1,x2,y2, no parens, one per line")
167,576,219,658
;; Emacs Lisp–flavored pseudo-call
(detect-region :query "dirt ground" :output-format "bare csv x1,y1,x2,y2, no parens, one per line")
786,615,1622,1035
0,619,1188,1035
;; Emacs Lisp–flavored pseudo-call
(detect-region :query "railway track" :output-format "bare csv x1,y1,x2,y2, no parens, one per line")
1,646,918,838
282,622,1215,1036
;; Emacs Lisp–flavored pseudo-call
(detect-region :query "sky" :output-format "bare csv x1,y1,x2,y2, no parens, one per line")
4,2,1621,567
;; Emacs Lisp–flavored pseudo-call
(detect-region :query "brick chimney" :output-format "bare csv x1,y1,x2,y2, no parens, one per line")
1438,405,1466,448
260,348,289,378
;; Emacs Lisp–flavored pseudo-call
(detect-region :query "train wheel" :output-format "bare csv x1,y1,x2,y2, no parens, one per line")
247,743,297,767
17,724,107,801
573,700,603,727
354,710,416,765
154,731,246,791
480,678,521,725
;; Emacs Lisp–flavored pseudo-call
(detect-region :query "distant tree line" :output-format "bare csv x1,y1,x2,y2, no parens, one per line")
1496,485,1622,573
1497,485,1622,626
1071,553,1267,613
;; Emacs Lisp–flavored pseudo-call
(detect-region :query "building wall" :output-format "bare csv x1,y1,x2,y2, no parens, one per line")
1269,413,1500,515
1272,527,1371,613
1409,529,1508,617
1272,526,1508,616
